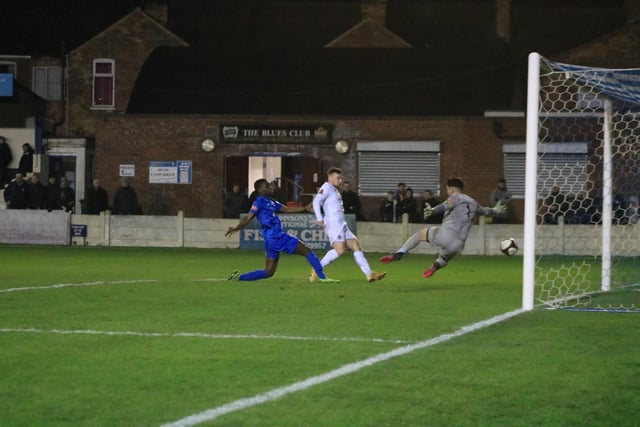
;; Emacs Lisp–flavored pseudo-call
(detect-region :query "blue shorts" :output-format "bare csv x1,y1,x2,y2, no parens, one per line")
264,232,300,259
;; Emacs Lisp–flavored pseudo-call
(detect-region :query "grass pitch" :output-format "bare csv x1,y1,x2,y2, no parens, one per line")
0,245,638,426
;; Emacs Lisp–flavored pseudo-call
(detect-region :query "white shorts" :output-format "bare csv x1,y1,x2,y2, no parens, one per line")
324,221,356,245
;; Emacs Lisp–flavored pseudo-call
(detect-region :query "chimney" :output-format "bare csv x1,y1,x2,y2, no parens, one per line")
143,1,168,25
625,0,640,22
361,0,387,26
496,0,510,42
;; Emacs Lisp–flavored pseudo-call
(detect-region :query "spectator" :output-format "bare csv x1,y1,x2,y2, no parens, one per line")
401,187,418,222
624,196,639,225
612,186,629,224
84,178,110,214
3,173,29,209
566,190,597,224
27,174,47,209
393,182,406,205
0,136,12,186
544,185,568,213
59,177,75,213
223,184,248,219
380,191,396,222
18,143,34,175
113,178,140,215
341,181,363,220
45,177,60,211
270,180,286,204
422,190,443,224
489,178,512,224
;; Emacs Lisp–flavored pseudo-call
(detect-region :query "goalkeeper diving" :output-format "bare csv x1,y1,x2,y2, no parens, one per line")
380,177,508,279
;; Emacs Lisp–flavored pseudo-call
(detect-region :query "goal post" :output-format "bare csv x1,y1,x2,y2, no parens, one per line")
523,53,640,311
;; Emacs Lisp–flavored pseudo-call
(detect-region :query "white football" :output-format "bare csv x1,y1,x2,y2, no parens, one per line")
500,238,518,256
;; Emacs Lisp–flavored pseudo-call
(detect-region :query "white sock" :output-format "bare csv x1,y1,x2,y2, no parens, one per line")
399,231,423,254
320,249,340,267
353,251,372,276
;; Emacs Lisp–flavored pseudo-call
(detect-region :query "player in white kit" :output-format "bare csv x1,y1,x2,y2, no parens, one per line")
380,177,506,279
311,167,386,283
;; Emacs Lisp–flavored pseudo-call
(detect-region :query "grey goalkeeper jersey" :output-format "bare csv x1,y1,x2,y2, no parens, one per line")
432,193,494,242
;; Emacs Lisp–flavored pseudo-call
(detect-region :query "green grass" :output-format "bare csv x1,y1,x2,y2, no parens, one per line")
0,245,638,426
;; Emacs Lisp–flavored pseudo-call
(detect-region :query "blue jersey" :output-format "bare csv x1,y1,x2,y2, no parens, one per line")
249,195,299,259
250,195,285,240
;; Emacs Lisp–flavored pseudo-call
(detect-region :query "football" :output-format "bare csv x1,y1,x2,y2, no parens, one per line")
500,238,519,256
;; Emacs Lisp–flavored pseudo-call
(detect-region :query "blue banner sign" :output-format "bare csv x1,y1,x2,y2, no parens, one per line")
239,213,356,251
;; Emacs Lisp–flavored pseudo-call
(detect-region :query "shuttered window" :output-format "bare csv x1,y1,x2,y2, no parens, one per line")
504,143,588,198
357,141,440,196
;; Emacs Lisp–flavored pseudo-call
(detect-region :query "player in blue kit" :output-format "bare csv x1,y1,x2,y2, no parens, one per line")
225,178,339,283
380,177,506,279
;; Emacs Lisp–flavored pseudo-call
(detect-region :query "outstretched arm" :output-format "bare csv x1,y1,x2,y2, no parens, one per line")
226,212,256,237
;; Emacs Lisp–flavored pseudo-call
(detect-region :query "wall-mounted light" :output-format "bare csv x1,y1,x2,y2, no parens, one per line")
201,138,215,152
335,139,350,154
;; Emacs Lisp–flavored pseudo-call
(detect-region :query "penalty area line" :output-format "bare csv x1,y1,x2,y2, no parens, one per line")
0,278,228,293
160,308,526,427
0,327,410,344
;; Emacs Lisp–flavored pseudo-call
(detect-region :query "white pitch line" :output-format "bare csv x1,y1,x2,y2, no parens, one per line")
0,279,160,293
0,328,410,344
160,308,526,427
0,278,228,293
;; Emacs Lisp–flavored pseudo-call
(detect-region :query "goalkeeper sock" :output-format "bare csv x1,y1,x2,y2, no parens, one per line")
399,231,423,253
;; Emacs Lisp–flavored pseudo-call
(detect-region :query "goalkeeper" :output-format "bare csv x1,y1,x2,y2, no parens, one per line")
380,177,507,279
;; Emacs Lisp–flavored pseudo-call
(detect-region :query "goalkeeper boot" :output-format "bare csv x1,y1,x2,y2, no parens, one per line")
422,265,438,279
380,252,404,264
309,268,318,283
227,270,240,281
367,271,386,283
318,277,340,283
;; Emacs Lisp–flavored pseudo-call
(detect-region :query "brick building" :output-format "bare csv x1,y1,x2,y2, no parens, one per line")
2,0,638,219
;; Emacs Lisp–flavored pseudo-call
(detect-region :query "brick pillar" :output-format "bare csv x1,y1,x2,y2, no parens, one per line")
496,0,510,42
361,0,387,26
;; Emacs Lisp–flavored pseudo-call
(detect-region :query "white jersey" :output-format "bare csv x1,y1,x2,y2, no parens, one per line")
313,181,356,244
313,181,345,225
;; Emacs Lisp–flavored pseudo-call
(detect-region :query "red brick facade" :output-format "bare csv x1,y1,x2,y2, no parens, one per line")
95,114,525,220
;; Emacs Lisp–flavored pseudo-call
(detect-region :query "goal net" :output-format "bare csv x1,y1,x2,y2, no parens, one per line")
523,53,640,311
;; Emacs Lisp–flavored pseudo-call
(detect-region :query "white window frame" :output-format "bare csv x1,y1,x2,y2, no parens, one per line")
32,66,62,100
92,58,115,109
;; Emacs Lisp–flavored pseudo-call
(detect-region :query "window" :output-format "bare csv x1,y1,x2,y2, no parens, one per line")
357,141,441,196
503,143,589,198
0,62,17,75
92,59,115,108
32,66,62,100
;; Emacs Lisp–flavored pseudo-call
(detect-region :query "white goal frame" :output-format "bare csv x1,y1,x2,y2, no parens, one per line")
522,52,634,310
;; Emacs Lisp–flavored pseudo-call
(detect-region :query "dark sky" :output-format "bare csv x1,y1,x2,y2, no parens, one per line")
0,0,627,56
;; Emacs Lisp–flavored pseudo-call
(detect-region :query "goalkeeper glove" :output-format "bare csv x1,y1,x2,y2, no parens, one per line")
492,201,508,215
423,203,433,220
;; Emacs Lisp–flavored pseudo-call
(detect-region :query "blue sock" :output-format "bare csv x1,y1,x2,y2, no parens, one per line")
239,270,269,281
306,252,326,279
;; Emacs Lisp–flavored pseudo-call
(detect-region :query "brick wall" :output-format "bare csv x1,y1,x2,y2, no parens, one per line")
95,114,525,220
65,9,186,138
